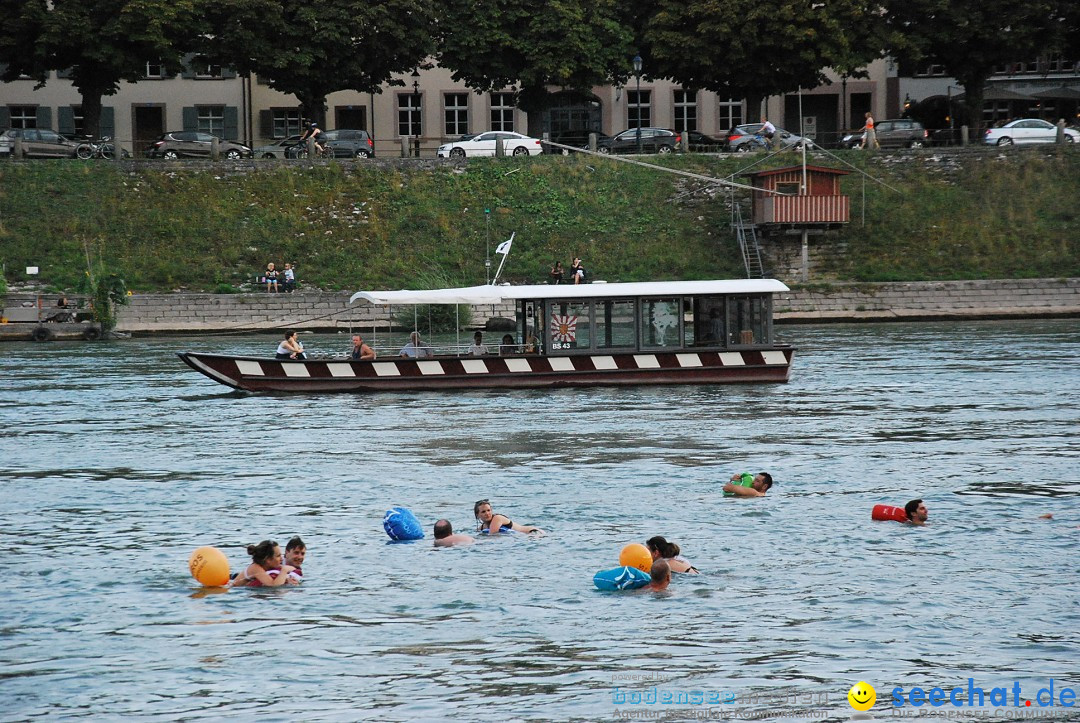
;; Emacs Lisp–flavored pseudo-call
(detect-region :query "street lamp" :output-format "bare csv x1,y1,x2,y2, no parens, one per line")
632,54,643,154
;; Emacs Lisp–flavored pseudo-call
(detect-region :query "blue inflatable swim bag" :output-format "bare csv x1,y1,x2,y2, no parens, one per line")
593,565,651,591
383,507,424,541
479,525,516,535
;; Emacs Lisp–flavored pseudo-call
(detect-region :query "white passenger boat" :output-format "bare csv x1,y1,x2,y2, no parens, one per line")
178,279,794,392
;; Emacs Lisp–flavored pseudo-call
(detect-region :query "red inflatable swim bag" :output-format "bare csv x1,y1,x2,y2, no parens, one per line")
872,504,908,523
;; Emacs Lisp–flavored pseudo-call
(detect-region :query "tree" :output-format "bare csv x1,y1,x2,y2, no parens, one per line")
0,0,205,140
883,0,1073,137
436,0,634,138
644,0,888,119
202,0,437,125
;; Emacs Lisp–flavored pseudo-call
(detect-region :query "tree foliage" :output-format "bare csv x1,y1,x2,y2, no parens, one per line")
202,0,437,124
883,0,1073,135
436,0,634,137
91,273,129,331
0,0,205,139
644,0,888,117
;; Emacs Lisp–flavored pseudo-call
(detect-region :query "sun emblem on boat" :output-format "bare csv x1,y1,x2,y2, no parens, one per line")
550,313,578,343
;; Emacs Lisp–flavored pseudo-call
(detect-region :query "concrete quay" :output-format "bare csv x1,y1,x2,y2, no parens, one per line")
90,278,1080,334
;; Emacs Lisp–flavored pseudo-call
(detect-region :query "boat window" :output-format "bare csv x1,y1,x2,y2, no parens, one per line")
728,295,770,346
549,300,591,351
691,296,726,347
520,300,542,354
595,299,636,349
640,298,681,349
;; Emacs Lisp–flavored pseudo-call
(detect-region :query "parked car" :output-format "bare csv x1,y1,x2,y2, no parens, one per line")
254,135,303,158
283,129,376,159
436,131,543,158
145,131,253,159
596,127,681,154
684,130,725,152
728,124,813,152
545,130,610,154
983,118,1079,146
0,128,82,158
324,129,376,158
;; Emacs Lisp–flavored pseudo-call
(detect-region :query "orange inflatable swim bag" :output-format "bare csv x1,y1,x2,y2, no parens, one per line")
872,504,908,523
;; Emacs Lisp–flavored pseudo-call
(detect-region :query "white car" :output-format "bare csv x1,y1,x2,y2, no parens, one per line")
983,119,1078,146
437,131,542,158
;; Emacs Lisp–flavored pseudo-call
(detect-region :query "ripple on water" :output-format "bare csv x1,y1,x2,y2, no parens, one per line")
2,321,1079,719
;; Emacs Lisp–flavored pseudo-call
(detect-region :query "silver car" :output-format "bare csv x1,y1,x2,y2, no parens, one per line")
254,135,302,158
0,128,81,158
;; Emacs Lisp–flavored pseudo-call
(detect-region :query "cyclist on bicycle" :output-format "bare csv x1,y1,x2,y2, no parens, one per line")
758,117,776,150
299,122,326,155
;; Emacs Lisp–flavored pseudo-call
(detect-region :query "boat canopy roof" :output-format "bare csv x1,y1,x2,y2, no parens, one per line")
350,279,789,306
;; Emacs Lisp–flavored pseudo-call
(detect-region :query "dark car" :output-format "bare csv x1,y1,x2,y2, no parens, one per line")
285,129,375,159
145,131,253,159
843,119,928,149
545,130,611,154
0,128,81,158
684,130,725,152
597,127,681,154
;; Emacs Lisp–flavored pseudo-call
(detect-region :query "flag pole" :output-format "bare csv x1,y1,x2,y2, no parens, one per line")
491,232,515,284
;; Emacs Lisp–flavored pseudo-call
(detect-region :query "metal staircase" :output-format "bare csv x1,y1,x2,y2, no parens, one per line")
732,202,765,278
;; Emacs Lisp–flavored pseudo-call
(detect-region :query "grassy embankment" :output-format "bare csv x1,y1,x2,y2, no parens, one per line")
0,148,1077,293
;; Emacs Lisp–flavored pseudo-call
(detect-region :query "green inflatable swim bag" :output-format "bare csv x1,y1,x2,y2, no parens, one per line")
723,472,754,497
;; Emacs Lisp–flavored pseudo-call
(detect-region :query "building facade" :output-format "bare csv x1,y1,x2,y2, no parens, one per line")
2,57,1076,156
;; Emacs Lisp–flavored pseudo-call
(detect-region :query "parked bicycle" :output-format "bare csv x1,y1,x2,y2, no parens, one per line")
75,137,128,159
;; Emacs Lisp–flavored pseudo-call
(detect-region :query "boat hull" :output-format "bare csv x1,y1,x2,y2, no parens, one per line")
178,349,794,393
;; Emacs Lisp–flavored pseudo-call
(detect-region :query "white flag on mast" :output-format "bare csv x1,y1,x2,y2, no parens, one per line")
495,235,513,255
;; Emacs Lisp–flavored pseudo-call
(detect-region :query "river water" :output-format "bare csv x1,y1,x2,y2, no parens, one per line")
2,319,1078,722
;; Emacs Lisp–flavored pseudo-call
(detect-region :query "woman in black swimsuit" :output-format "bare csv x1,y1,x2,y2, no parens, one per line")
646,536,699,574
473,499,543,534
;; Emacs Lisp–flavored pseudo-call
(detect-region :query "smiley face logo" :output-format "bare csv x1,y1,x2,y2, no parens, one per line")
848,681,876,711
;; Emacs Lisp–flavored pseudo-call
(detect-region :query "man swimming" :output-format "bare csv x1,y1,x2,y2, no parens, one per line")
723,472,774,497
433,519,475,547
904,499,928,526
646,560,671,591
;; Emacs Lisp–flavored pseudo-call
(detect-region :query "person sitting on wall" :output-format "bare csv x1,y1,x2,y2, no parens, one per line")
265,263,279,293
282,263,296,293
549,261,564,285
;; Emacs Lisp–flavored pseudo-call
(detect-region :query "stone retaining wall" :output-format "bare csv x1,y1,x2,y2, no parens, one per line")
775,277,1080,322
91,277,1080,333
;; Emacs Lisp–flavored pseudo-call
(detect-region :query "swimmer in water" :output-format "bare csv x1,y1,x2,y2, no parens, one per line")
433,520,475,547
723,472,773,497
904,499,928,526
283,536,305,582
473,499,544,534
645,536,699,574
229,540,298,587
646,560,671,591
